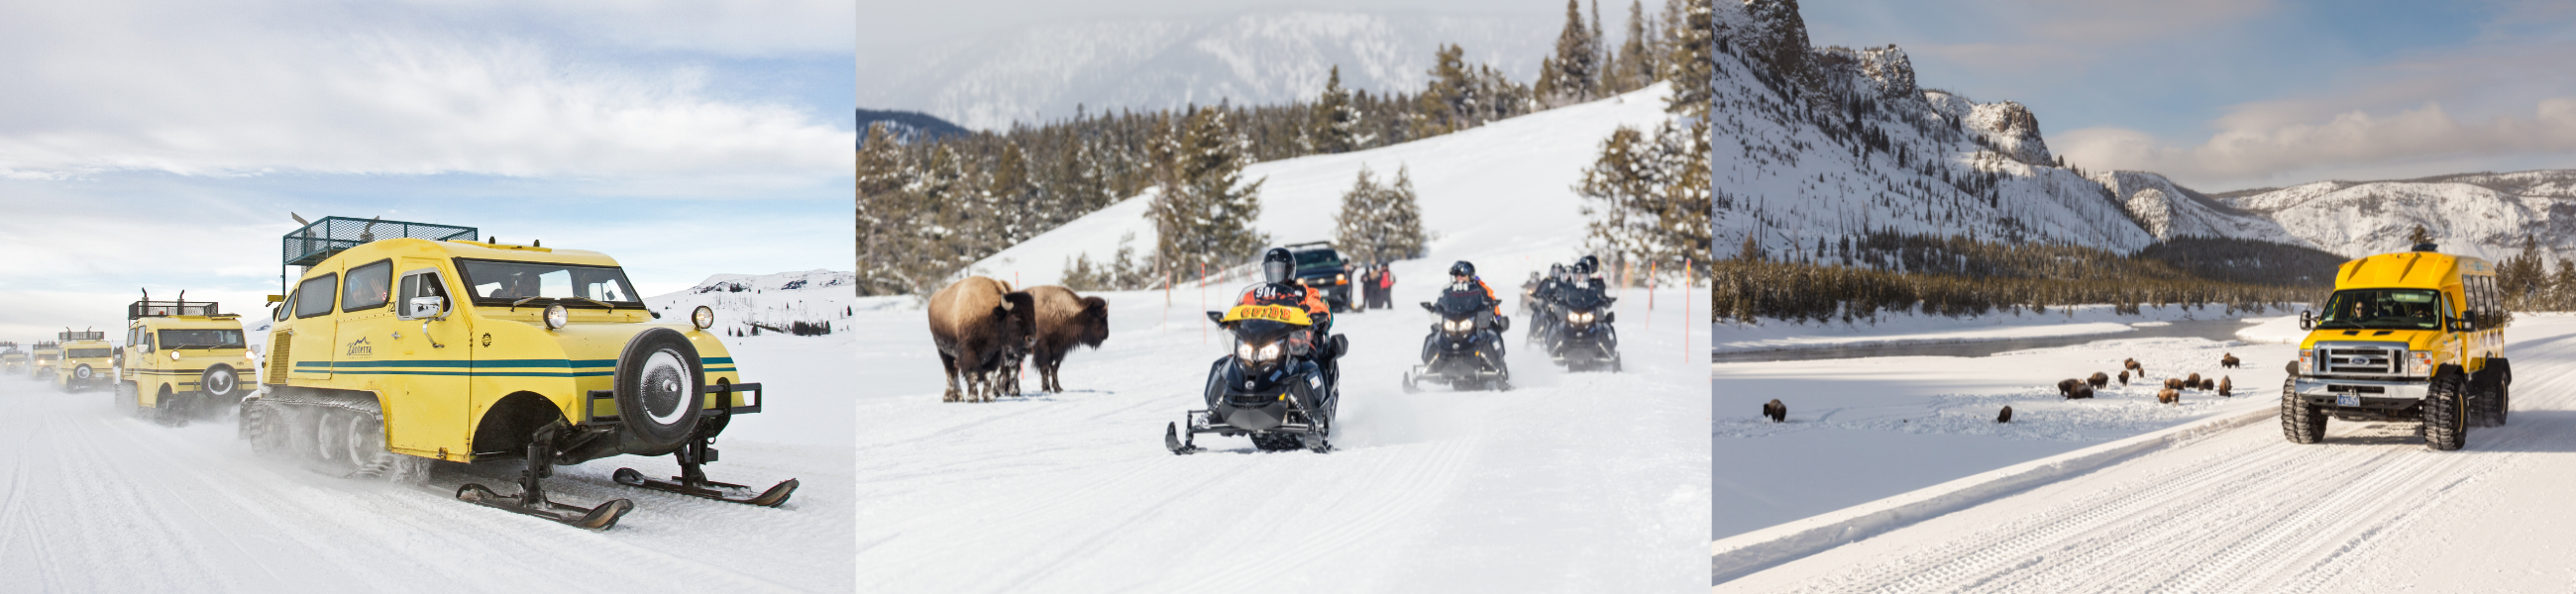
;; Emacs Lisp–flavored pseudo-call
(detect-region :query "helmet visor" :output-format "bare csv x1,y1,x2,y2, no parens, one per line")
1264,260,1293,284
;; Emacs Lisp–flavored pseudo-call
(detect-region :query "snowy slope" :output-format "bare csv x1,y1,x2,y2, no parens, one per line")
1716,315,2576,592
967,81,1682,288
2215,169,2576,260
2092,170,2295,243
859,11,1556,131
644,269,857,338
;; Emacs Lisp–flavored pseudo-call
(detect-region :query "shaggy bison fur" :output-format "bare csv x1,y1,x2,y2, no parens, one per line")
928,276,1036,403
1998,406,2013,423
2124,358,2144,375
2221,353,2241,368
1763,399,1786,423
2118,370,2129,385
2088,372,2110,388
1023,285,1111,393
2217,376,2233,397
2158,388,2181,404
2186,372,2202,389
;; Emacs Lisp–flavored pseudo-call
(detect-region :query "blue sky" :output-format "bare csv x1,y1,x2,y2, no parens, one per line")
0,0,855,338
1803,0,2576,191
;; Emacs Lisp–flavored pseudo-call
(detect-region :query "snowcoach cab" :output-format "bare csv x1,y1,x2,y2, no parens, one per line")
53,329,114,393
245,216,794,530
28,341,60,379
2284,243,2510,450
119,294,252,422
1,342,26,375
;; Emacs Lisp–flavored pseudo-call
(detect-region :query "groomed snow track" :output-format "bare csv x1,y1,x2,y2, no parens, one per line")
1719,316,2576,593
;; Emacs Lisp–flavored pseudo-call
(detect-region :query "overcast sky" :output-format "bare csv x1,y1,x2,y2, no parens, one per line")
0,0,855,339
1803,0,2576,192
861,0,1561,49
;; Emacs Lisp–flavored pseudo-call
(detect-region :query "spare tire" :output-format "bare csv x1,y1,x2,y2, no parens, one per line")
615,328,705,453
201,364,243,400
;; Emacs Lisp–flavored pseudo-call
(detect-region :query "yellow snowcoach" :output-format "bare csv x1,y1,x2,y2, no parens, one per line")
28,341,60,380
1,343,26,375
2286,242,2510,450
246,216,793,529
54,329,114,393
119,294,253,422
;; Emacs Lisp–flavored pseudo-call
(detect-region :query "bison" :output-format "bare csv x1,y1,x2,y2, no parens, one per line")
2088,372,2110,388
2073,384,2095,399
2217,376,2233,397
2118,370,2129,386
2200,378,2217,391
1023,285,1111,393
1763,399,1786,423
2158,388,2181,404
2058,378,2084,398
2164,377,2185,390
2124,358,2144,375
2221,353,2241,368
928,276,1036,403
2185,372,2202,389
1998,406,2013,424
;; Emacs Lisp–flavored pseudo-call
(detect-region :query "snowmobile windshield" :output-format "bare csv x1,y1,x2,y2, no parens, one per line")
2315,289,2444,331
1559,288,1609,312
1435,292,1486,321
456,258,642,309
159,329,246,349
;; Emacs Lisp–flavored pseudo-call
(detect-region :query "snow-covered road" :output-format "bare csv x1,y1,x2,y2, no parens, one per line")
855,282,1711,592
0,336,854,593
1718,315,2576,593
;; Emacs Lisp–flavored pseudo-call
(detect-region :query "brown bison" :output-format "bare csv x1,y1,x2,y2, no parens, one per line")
2088,372,2110,388
2124,358,2144,375
2185,372,2202,389
2058,378,2084,398
2118,370,2129,386
1997,406,2013,423
2217,376,2233,397
2158,388,2181,404
2164,378,2185,390
1022,285,1111,393
2221,353,2241,368
2200,378,2217,391
928,276,1036,403
1763,399,1786,423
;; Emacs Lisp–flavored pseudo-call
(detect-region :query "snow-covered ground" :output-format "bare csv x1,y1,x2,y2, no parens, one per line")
1715,304,2289,353
0,331,853,592
1714,314,2295,541
1717,315,2576,592
855,281,1708,592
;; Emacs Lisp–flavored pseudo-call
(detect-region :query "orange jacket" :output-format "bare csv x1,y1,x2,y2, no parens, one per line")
1238,283,1330,320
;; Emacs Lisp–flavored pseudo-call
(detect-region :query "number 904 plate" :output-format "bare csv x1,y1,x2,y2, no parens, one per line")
2334,393,2360,407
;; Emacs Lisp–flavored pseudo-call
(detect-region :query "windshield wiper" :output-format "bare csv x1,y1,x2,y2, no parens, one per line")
571,297,614,309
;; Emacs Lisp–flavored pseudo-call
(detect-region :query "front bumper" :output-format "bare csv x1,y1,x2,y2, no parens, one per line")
2291,376,2429,411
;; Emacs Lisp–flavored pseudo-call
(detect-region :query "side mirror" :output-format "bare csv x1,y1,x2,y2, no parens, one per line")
1418,302,1437,313
1494,315,1512,333
1330,335,1349,358
1602,311,1617,324
1205,311,1225,324
2299,310,2313,331
2449,317,2476,333
406,296,448,320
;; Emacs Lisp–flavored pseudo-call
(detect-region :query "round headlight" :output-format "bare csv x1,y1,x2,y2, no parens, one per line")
1257,343,1282,362
1236,342,1255,360
168,350,182,361
692,305,715,330
543,304,569,330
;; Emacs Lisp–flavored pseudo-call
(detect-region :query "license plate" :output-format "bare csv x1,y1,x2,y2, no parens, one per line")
2335,394,2359,407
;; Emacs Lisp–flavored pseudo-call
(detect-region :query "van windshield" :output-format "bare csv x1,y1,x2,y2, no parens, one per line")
2316,289,2444,331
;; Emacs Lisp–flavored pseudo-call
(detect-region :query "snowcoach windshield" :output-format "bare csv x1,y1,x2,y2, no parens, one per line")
65,348,112,358
159,329,246,350
456,259,641,308
2316,289,2445,331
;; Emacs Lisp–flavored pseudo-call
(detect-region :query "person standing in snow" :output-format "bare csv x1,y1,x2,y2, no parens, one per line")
1375,263,1395,310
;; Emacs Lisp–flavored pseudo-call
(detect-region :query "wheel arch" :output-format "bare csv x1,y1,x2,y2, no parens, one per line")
471,390,568,457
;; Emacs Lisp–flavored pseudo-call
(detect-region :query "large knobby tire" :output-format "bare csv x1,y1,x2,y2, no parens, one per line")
2282,377,2326,444
614,328,706,453
201,365,244,402
2423,369,2468,451
243,400,291,457
2480,358,2513,428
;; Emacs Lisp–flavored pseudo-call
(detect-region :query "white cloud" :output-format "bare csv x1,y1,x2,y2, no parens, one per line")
0,0,852,186
2059,97,2576,187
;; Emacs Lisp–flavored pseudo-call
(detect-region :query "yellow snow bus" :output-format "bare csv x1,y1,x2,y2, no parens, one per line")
2285,242,2509,450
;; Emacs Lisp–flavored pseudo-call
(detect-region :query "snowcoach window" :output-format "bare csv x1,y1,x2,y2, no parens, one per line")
455,259,642,308
295,274,338,319
158,330,246,350
342,259,394,313
66,348,111,358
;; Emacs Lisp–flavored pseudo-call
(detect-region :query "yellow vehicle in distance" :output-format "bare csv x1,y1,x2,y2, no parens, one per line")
0,343,26,375
2286,242,2511,451
248,216,792,530
120,295,254,423
28,341,60,380
54,329,115,393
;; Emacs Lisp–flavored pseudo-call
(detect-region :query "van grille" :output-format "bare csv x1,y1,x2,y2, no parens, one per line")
2318,346,2403,375
267,332,291,385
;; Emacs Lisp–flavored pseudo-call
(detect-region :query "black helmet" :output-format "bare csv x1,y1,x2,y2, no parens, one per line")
1449,260,1474,278
1262,248,1295,284
1576,254,1599,274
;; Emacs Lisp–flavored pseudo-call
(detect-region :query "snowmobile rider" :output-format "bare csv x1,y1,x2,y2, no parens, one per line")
1447,260,1502,317
1572,255,1608,291
1238,248,1338,367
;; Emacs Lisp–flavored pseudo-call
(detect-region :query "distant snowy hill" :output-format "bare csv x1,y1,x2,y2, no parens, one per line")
857,109,970,145
858,10,1557,131
965,82,1679,288
2212,169,2576,261
645,270,856,337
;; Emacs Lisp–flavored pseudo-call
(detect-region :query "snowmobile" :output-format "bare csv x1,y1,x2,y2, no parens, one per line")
1166,303,1345,454
1404,288,1511,392
1547,287,1620,372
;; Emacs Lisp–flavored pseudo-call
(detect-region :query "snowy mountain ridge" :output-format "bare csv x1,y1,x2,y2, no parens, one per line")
645,269,855,336
2211,169,2576,262
858,10,1557,131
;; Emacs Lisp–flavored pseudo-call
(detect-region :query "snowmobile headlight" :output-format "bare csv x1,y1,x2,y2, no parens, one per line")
543,304,570,330
1236,341,1256,360
692,305,715,330
2408,350,2434,376
1255,343,1283,362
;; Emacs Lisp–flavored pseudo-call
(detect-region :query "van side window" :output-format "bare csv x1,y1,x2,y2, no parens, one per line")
395,269,451,319
343,260,394,312
295,274,338,319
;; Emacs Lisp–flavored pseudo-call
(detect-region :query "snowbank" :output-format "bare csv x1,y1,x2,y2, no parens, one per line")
1714,303,2291,352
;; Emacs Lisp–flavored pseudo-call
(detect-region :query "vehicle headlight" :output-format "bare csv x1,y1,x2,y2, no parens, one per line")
2298,348,2311,372
2408,350,2434,376
1236,341,1255,360
1256,343,1282,362
543,304,569,330
1338,273,1346,285
168,350,182,361
692,305,715,330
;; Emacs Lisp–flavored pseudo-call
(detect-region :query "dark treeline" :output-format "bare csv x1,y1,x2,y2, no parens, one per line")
1716,232,2325,325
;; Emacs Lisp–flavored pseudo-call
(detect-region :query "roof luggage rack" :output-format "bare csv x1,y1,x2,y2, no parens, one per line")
132,289,223,320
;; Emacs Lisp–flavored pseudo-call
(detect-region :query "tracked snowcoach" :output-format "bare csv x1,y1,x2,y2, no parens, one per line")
28,341,59,380
119,294,253,422
54,329,113,393
1,342,26,375
2284,243,2510,450
246,216,796,530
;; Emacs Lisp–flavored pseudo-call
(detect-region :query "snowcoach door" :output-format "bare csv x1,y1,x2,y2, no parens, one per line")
285,271,341,382
387,260,472,454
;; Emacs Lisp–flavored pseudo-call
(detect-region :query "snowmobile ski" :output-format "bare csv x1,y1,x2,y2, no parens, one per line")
611,467,799,507
1165,422,1203,455
455,483,635,530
